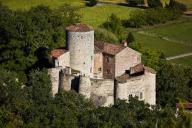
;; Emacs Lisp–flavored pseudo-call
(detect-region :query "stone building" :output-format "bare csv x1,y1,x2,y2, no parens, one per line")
48,23,156,106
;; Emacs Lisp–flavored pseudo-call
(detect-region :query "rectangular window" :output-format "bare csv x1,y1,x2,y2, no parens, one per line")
98,68,102,71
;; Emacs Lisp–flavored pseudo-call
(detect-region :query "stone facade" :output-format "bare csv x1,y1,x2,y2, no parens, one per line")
90,79,114,106
93,52,103,79
115,47,141,77
48,23,156,107
103,53,115,79
116,68,156,105
57,52,70,68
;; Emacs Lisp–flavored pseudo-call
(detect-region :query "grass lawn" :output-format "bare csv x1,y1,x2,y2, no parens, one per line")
169,55,192,66
80,5,141,27
133,32,192,57
0,0,85,10
143,20,192,46
132,19,192,57
98,0,125,3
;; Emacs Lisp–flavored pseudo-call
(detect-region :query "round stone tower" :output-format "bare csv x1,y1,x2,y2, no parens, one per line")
66,23,94,77
79,76,91,99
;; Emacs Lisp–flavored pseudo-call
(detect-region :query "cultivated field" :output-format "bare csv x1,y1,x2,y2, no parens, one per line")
133,32,192,57
133,19,192,58
169,55,192,66
144,21,192,46
80,5,140,27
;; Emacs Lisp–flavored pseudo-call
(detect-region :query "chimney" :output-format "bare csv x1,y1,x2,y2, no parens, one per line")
122,40,128,47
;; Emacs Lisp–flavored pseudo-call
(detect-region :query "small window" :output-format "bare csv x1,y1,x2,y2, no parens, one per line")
107,69,110,74
90,67,92,73
91,56,93,60
83,62,85,64
128,94,133,99
98,68,102,71
81,36,83,39
106,57,109,62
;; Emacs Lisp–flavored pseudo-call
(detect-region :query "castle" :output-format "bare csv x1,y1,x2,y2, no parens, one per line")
48,23,156,107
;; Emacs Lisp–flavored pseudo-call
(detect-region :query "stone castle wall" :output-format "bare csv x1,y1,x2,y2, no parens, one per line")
90,79,114,106
48,67,156,106
48,67,63,96
116,71,156,105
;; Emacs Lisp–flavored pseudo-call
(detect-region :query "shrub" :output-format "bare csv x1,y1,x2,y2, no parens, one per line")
127,0,145,6
148,0,162,8
168,0,187,11
86,0,97,7
95,28,118,43
126,32,135,43
102,13,124,41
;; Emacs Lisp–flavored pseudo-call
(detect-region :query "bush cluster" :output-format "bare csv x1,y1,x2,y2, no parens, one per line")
127,0,145,7
86,0,97,7
94,28,119,43
168,0,187,11
123,8,182,28
102,13,124,41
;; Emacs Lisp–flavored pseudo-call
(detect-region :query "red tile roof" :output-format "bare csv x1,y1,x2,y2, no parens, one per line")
51,48,68,58
66,23,93,32
94,41,125,55
184,11,192,16
130,64,144,75
176,103,192,109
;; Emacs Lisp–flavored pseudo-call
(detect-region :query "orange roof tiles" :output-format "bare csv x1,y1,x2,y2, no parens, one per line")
176,103,192,109
51,48,68,58
94,41,125,55
66,23,93,32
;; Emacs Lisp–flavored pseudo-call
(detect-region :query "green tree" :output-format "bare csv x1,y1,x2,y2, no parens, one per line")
148,0,162,7
28,69,52,104
103,13,124,42
0,5,80,74
126,32,135,43
128,0,145,6
86,0,97,6
94,28,118,43
156,63,192,106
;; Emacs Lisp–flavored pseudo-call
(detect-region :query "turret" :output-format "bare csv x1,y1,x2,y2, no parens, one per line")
79,76,91,99
66,23,94,77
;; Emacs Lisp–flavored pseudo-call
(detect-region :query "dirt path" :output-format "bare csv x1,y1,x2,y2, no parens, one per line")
166,52,192,60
